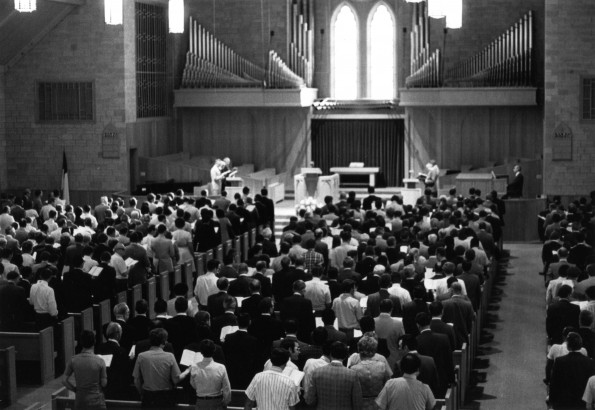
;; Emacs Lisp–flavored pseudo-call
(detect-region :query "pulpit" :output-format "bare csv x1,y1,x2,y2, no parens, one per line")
455,173,507,196
225,177,244,198
294,168,340,204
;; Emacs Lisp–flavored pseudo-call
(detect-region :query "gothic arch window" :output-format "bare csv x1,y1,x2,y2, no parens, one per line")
331,3,358,99
368,2,396,99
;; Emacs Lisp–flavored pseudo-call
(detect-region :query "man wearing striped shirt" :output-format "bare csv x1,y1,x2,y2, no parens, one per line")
244,348,299,410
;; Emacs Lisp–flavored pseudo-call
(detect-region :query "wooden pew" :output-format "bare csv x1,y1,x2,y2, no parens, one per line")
206,249,214,262
143,278,156,319
223,239,232,257
453,343,469,406
194,252,206,276
173,265,182,288
56,316,75,376
94,299,111,344
0,346,17,406
216,244,223,262
249,228,257,248
0,327,54,384
69,307,94,341
52,386,248,409
241,232,249,261
157,272,170,301
128,284,142,317
182,262,194,298
116,290,128,305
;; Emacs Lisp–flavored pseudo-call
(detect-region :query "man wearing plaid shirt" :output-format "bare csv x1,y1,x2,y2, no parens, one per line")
304,239,324,273
305,341,363,409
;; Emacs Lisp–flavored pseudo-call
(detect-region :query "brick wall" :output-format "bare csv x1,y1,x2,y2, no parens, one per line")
4,1,129,195
0,66,7,190
543,0,595,196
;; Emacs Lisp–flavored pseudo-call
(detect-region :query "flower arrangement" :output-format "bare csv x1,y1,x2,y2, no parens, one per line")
295,196,321,215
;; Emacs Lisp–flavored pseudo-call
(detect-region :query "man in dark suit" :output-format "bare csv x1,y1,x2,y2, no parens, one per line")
260,188,276,234
97,322,132,399
321,308,347,343
338,257,361,284
164,296,200,361
272,256,298,303
248,297,285,365
546,284,580,344
127,299,155,344
260,228,278,258
428,301,456,352
362,186,380,211
240,279,264,319
0,271,32,330
402,285,430,336
223,313,260,389
396,334,440,397
211,295,239,343
549,332,595,409
252,260,272,298
207,277,233,318
416,312,455,398
355,246,376,278
441,282,475,349
279,280,316,343
61,256,93,313
366,274,402,318
506,164,524,198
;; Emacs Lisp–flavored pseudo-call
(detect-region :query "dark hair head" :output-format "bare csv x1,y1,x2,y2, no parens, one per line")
330,341,349,360
429,301,443,317
379,299,393,313
80,330,96,349
360,316,375,333
207,259,220,272
558,284,573,299
566,332,583,351
149,328,168,346
400,353,422,374
200,339,216,358
270,347,291,367
135,299,148,314
174,297,188,313
311,327,328,346
415,312,431,327
154,298,167,314
237,313,250,328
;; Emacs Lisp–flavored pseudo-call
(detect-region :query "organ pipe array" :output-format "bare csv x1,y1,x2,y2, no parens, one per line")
446,11,534,87
406,2,442,88
181,16,308,89
289,0,314,87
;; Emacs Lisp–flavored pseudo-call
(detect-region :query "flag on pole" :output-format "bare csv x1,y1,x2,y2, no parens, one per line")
61,150,70,205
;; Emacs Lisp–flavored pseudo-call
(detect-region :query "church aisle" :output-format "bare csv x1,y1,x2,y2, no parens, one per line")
476,243,546,410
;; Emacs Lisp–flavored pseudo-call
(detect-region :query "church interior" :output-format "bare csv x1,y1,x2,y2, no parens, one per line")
0,0,594,409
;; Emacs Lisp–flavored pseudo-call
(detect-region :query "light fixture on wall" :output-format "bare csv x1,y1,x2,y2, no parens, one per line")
169,0,184,33
104,0,123,25
14,0,36,13
428,0,447,19
445,0,462,29
404,0,424,3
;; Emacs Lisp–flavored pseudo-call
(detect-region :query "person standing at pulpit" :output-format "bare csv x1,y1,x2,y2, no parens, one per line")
211,160,226,196
424,160,440,197
506,164,524,198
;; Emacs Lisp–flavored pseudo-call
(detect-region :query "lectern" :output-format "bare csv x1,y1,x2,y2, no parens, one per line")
225,177,244,199
294,168,340,204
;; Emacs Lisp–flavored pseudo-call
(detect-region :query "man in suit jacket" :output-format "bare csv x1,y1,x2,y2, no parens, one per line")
549,332,595,409
321,308,347,343
124,232,151,287
61,256,93,313
260,228,278,258
441,282,475,349
248,297,285,365
97,322,132,399
366,274,402,318
223,313,260,389
127,299,155,344
240,279,264,319
506,164,524,198
416,312,455,398
279,280,316,343
0,271,31,330
211,295,239,342
252,260,272,298
429,301,456,352
164,296,200,361
260,188,276,233
272,256,298,304
304,341,363,409
546,284,580,344
207,277,234,318
396,334,440,397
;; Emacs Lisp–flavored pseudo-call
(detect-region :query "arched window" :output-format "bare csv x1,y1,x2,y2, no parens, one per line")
331,4,358,99
369,3,396,99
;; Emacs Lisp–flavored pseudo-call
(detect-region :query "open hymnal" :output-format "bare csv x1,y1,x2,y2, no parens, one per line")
220,325,239,342
180,349,204,367
89,266,103,277
125,258,138,268
129,345,136,359
97,354,113,367
284,368,305,387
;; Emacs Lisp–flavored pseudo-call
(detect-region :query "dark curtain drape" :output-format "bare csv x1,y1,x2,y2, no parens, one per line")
311,119,404,187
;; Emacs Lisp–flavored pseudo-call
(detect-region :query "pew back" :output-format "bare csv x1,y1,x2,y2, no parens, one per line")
0,327,54,384
0,346,16,406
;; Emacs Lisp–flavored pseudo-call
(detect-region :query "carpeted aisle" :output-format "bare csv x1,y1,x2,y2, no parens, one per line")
468,242,547,410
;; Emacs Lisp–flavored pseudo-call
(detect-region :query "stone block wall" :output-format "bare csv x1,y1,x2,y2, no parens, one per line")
543,0,595,196
4,1,129,195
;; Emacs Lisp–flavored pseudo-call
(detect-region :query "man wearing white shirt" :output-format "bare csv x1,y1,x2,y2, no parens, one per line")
434,262,467,300
388,269,412,306
194,259,220,309
110,243,129,290
29,268,58,330
305,266,331,313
